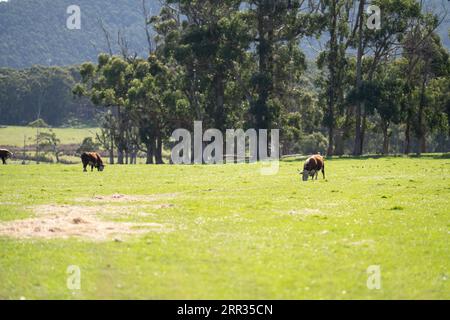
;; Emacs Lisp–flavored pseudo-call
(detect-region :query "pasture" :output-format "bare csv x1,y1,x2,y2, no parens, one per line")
0,156,448,299
0,126,100,147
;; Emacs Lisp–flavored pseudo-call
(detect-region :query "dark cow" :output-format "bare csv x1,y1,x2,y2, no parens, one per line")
0,149,13,165
81,152,105,172
299,154,325,181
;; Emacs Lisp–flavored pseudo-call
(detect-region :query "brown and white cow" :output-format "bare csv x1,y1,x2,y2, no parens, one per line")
299,154,325,181
0,149,13,165
81,152,105,172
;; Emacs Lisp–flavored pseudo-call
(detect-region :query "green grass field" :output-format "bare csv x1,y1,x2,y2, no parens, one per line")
0,157,449,299
0,126,100,147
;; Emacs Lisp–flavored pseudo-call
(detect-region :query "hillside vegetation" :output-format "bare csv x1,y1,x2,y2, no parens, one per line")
0,1,448,69
0,0,160,68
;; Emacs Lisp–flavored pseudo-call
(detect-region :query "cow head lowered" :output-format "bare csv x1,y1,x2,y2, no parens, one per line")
0,149,13,165
299,154,325,181
299,167,316,181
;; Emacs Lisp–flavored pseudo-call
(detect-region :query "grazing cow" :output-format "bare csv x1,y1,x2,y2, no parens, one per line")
299,154,325,181
81,152,105,172
0,149,13,165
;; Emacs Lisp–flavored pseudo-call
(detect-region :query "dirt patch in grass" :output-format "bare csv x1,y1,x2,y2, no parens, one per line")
34,204,173,216
0,202,20,205
287,208,323,215
344,239,376,247
76,193,178,203
0,204,170,241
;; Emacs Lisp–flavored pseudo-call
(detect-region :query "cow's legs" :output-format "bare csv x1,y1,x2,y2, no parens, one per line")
1,157,5,165
322,167,325,179
83,164,87,172
91,165,94,172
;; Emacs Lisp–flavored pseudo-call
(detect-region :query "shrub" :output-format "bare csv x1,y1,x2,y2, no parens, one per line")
77,137,100,154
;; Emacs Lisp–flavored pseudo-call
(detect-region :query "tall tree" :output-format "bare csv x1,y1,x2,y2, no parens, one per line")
402,6,448,154
318,0,353,156
74,54,134,164
244,0,323,131
353,0,422,155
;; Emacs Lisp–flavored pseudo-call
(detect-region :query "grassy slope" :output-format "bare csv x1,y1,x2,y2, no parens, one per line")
0,126,100,147
0,157,448,299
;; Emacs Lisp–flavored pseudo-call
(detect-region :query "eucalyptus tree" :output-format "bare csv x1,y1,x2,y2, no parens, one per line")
242,0,324,133
352,0,422,155
426,74,450,151
401,7,449,154
74,54,135,164
152,0,250,133
127,55,189,164
352,61,405,155
317,0,354,156
403,32,450,154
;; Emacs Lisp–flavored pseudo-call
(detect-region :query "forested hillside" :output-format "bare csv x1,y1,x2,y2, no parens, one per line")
0,0,160,68
0,0,448,68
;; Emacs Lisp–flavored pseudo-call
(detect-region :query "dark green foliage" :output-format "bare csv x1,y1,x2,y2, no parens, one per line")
37,129,62,162
0,66,96,126
0,0,161,68
77,137,100,154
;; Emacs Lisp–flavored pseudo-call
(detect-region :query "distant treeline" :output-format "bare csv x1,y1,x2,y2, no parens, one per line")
0,66,97,126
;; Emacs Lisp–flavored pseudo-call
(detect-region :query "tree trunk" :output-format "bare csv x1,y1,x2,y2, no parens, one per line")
117,148,124,164
382,122,389,155
155,136,164,164
326,1,338,157
254,3,274,160
353,0,365,156
109,128,114,165
116,106,125,164
130,149,137,164
253,1,273,130
146,140,154,164
109,149,114,165
417,76,427,155
404,114,411,154
334,130,344,156
327,126,334,157
419,135,426,154
354,104,362,155
360,108,367,155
